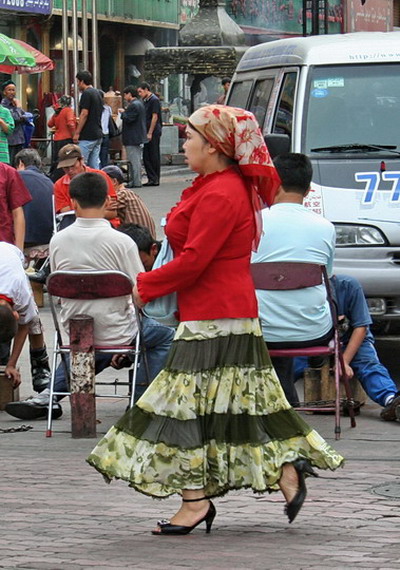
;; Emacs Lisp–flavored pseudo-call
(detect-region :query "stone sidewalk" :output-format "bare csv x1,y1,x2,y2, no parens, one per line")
1,300,400,569
2,391,400,569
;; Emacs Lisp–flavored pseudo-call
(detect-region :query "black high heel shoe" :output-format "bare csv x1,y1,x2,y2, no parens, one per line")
284,459,318,524
152,496,216,536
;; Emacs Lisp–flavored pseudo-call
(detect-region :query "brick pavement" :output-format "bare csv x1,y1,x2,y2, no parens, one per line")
1,172,400,569
2,300,400,569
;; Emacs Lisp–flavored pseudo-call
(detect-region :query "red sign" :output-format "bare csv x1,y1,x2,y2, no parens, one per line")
346,0,392,32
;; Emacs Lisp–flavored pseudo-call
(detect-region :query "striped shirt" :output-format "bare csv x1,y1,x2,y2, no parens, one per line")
116,186,156,238
0,106,14,164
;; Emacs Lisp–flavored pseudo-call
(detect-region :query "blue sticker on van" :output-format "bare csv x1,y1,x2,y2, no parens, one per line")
311,88,328,98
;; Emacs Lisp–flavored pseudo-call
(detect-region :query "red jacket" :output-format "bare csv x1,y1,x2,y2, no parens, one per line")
137,167,258,321
48,107,77,141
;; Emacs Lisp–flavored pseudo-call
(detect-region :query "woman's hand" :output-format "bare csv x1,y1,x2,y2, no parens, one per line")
133,285,145,308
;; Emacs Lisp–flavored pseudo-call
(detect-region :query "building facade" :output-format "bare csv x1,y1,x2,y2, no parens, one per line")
0,1,396,121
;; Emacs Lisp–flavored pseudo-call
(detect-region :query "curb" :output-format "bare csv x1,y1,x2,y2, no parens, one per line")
161,166,190,177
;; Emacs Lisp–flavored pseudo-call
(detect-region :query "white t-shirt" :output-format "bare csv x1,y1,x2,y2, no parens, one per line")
0,242,37,325
50,218,144,346
252,203,336,343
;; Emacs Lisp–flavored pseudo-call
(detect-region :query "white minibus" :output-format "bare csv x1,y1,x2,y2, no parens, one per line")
228,32,400,328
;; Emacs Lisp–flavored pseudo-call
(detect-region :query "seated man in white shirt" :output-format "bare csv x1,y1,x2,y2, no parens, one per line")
252,153,336,405
6,172,174,420
0,241,39,388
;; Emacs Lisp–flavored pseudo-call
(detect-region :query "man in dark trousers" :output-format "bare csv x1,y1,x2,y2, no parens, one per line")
120,86,147,188
73,70,103,169
137,82,162,187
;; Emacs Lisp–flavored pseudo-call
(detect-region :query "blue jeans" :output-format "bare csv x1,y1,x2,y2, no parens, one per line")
78,138,102,169
294,338,397,407
53,316,175,400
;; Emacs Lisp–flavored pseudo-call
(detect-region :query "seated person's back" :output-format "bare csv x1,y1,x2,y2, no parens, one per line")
50,171,143,346
252,153,336,344
15,148,54,246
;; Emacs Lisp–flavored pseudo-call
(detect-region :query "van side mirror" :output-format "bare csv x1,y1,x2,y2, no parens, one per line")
264,134,290,159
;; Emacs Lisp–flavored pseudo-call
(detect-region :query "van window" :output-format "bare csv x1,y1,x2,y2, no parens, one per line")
248,78,274,127
304,63,400,153
227,80,253,109
272,72,297,136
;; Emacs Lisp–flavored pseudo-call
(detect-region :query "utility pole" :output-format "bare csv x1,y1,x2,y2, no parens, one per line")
82,0,89,70
72,0,79,113
62,0,69,93
92,0,99,87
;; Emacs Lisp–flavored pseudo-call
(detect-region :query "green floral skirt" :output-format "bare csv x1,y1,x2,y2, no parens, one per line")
87,318,344,498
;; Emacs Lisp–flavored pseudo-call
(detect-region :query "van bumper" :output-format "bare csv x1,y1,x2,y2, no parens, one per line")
334,246,400,320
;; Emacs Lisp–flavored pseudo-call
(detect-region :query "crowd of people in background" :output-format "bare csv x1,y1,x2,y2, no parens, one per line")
0,72,231,176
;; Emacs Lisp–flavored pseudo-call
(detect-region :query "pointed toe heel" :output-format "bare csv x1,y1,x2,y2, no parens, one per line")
152,497,216,536
285,459,318,524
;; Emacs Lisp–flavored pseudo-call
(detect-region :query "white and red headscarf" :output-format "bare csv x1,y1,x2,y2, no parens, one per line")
189,104,281,248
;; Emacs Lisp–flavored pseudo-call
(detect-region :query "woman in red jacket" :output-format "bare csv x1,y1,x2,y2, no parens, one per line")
48,95,76,178
88,105,343,534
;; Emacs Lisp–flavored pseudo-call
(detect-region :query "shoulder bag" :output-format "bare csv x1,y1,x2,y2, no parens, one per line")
142,238,178,327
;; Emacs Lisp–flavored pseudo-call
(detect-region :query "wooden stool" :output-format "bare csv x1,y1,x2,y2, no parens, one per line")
304,363,367,411
0,367,20,410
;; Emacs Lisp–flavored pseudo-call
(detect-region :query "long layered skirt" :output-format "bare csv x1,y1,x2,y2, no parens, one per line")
87,318,344,498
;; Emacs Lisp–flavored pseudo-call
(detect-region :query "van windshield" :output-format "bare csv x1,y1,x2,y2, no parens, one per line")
304,64,400,154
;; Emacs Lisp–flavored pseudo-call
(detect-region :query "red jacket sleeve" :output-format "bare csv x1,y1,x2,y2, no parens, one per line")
65,107,77,135
137,189,242,303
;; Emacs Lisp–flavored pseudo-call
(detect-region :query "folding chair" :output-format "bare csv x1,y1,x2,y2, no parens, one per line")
251,261,357,440
46,270,148,437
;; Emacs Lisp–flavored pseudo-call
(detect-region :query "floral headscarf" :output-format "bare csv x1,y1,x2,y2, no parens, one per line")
189,104,281,248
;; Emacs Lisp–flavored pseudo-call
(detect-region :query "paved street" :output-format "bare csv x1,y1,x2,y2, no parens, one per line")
1,169,400,569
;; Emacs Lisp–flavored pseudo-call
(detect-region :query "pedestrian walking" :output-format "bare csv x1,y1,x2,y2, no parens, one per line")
47,95,76,179
99,91,112,169
137,82,162,186
88,105,344,535
120,85,147,188
73,70,103,169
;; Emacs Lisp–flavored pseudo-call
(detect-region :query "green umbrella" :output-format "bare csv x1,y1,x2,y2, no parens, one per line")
0,33,36,67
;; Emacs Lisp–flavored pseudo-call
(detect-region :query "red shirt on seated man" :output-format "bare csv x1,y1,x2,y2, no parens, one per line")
54,144,119,226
